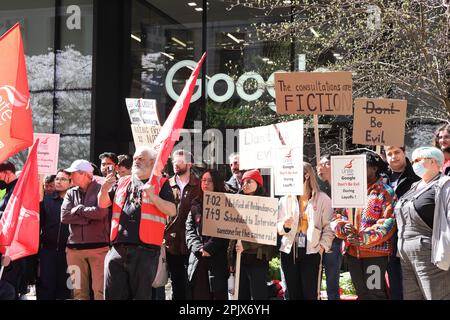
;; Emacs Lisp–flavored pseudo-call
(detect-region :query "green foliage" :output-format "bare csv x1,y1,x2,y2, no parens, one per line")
268,256,281,281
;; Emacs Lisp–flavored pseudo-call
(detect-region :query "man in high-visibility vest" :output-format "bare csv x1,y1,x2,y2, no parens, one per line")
98,146,176,300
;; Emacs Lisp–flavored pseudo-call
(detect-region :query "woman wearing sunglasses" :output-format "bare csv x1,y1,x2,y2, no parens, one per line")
395,146,450,299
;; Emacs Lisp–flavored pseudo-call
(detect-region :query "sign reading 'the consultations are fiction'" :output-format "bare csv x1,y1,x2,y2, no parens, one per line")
331,155,367,208
201,192,278,245
274,72,353,115
352,98,407,147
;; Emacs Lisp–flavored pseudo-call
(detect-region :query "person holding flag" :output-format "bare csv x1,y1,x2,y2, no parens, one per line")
99,146,176,299
99,52,205,300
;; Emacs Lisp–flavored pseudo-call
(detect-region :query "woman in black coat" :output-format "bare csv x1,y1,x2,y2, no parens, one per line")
185,169,229,300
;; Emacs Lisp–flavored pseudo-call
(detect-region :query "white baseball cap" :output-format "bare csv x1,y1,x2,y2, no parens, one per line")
66,159,94,173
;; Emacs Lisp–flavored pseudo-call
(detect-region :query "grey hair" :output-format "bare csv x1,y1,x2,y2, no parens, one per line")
135,146,157,161
228,152,239,162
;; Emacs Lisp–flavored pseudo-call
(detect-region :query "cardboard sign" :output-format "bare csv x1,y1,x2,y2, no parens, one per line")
125,98,160,125
131,124,161,148
239,119,303,169
273,146,303,196
331,155,367,208
32,133,60,175
274,71,353,115
202,192,278,245
352,98,407,147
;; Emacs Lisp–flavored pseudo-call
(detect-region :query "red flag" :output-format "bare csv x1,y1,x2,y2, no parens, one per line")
0,139,40,261
151,52,206,176
0,23,34,163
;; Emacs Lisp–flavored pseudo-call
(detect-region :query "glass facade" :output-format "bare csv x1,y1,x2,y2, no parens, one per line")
0,0,93,168
1,0,441,168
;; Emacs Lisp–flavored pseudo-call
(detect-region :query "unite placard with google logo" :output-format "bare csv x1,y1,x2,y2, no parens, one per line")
330,155,367,208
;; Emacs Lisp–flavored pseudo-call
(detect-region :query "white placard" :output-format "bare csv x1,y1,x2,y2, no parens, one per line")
125,98,160,125
239,119,303,169
331,155,367,208
273,146,303,196
32,133,60,175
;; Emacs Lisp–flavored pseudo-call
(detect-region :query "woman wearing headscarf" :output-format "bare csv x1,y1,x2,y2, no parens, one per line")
395,146,450,299
278,162,335,300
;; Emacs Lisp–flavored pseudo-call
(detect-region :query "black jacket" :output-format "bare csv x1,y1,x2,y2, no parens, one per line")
40,193,69,251
185,196,229,293
387,158,420,199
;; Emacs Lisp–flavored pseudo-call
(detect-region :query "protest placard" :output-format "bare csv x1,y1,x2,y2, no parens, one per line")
274,72,353,115
131,124,161,148
273,146,303,195
239,119,303,169
331,155,367,208
352,98,407,147
32,133,60,175
201,192,278,246
125,98,160,125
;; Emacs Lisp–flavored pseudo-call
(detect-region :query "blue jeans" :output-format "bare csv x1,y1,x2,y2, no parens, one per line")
323,238,343,300
387,233,403,300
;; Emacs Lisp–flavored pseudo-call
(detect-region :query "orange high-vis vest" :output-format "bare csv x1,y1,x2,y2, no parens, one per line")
111,176,168,246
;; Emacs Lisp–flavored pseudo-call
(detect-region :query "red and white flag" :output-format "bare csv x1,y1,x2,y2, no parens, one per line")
151,52,206,176
0,23,34,163
0,139,40,261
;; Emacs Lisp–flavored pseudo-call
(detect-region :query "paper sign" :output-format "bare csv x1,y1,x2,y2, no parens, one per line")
352,98,407,147
239,119,303,169
131,124,161,148
32,133,60,175
202,192,278,245
125,98,160,125
273,146,303,195
331,155,367,208
274,71,353,115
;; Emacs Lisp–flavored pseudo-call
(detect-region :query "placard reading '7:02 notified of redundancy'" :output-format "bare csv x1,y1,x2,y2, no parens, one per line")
201,192,278,246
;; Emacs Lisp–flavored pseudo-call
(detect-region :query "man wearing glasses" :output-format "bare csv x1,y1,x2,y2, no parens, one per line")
37,169,72,300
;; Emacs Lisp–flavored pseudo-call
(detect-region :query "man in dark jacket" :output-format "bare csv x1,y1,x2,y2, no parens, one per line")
225,152,243,194
384,146,420,300
61,160,110,300
37,169,72,300
165,149,200,300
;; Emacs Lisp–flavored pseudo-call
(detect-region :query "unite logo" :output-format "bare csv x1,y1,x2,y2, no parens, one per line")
341,159,355,175
282,148,294,166
0,85,30,125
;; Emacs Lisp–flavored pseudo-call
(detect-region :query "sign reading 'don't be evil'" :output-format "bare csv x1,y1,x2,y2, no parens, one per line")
239,119,303,170
352,98,407,147
32,133,60,175
331,155,367,208
201,191,278,246
273,146,303,196
274,71,353,115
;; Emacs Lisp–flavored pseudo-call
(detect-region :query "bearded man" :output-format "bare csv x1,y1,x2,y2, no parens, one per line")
98,146,176,300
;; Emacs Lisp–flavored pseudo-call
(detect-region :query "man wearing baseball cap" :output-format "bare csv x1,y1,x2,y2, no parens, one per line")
61,159,110,300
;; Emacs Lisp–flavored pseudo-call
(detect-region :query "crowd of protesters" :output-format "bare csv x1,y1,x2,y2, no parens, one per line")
1,124,450,300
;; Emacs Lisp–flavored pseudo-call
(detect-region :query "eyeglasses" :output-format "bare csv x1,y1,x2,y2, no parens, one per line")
411,157,432,164
201,179,213,183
